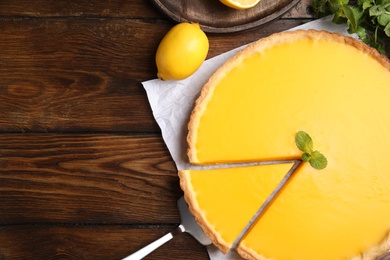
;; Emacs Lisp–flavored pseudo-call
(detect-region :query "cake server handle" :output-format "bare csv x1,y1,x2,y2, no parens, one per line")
122,225,185,260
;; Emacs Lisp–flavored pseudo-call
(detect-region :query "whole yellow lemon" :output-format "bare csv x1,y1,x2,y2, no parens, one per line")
156,22,209,81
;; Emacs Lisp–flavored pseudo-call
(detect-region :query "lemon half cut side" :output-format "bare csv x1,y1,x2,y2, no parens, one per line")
220,0,261,9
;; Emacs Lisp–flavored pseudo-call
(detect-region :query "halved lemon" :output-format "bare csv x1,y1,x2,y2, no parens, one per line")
220,0,261,9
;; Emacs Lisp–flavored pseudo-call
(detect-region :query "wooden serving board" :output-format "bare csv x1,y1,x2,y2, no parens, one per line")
151,0,301,33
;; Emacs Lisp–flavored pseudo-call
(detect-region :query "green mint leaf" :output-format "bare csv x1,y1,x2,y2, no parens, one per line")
295,131,328,170
369,5,385,16
358,0,371,5
359,0,374,9
377,13,390,26
295,131,314,152
302,152,312,162
343,5,364,33
355,25,367,39
332,12,348,24
313,0,388,55
362,1,373,10
328,0,341,13
384,22,390,36
309,151,328,170
379,0,390,6
313,0,332,16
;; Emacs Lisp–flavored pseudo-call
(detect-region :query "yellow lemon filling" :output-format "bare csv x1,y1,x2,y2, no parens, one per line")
180,162,390,259
183,30,390,259
189,36,390,165
179,163,295,250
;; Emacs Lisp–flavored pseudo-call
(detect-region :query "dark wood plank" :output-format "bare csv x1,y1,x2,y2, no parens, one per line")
0,134,182,224
0,17,308,133
0,0,161,18
0,0,312,19
0,17,167,133
0,225,208,259
207,19,307,55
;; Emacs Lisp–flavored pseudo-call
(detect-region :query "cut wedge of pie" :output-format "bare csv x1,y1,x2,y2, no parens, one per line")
179,163,295,252
179,30,390,259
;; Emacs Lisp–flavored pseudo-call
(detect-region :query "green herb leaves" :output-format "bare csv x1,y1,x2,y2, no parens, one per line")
295,131,328,170
295,130,314,152
313,0,390,55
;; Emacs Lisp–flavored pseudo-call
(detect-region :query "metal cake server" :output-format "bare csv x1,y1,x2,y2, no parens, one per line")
122,196,211,260
124,160,301,259
206,244,242,259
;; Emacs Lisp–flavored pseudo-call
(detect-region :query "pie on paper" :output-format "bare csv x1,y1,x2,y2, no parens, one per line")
179,30,390,260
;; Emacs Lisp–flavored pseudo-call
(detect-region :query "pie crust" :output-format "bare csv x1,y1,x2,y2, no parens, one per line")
181,30,390,260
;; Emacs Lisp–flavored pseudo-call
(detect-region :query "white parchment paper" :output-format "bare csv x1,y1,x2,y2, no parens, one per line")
142,16,356,171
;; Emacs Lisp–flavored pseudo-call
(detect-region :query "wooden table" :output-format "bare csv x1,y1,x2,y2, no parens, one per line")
0,1,388,260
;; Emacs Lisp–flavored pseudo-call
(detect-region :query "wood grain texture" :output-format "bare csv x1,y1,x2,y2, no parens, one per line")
0,225,208,260
151,0,301,33
0,0,313,18
0,17,163,133
0,134,181,224
0,17,309,133
1,1,389,259
0,0,161,18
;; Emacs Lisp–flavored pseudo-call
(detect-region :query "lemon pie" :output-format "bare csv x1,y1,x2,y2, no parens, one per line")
179,30,390,259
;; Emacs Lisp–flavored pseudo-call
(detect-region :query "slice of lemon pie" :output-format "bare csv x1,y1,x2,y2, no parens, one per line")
180,30,390,260
179,163,295,254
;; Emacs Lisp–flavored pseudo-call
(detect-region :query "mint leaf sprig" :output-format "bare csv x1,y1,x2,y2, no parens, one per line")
312,0,390,56
295,131,328,170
